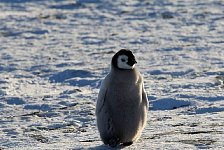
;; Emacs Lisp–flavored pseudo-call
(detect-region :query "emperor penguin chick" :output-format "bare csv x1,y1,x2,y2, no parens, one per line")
96,49,148,147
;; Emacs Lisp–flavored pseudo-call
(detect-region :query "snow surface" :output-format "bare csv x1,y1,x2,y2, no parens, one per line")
0,0,224,149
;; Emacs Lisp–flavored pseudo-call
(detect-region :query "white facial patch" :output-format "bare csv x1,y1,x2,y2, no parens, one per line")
117,55,135,69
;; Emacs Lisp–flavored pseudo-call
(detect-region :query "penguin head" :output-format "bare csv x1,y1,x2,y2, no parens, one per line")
112,49,137,70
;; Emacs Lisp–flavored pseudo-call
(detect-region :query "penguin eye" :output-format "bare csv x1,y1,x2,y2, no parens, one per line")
121,58,125,62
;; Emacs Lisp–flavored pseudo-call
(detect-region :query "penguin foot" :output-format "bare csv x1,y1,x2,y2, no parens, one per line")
122,142,133,146
108,138,120,148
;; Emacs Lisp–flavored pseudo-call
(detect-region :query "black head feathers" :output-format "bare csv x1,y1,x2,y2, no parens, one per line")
112,49,137,69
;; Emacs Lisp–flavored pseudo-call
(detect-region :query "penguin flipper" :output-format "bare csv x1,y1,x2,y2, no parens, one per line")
142,83,149,109
96,75,110,114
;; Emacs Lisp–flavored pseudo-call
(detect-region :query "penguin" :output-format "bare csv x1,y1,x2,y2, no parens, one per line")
96,49,148,147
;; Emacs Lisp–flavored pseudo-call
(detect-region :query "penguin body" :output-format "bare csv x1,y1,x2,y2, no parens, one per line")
96,49,148,147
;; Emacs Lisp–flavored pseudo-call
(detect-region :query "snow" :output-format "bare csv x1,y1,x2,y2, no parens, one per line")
0,0,224,149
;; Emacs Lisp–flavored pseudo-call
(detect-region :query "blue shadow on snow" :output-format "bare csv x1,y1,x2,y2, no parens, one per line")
49,69,98,87
196,107,224,114
151,98,191,110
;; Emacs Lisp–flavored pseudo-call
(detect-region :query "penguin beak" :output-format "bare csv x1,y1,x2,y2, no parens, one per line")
128,58,137,66
132,58,137,64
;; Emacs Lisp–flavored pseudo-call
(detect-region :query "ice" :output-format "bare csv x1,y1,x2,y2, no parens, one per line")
0,0,224,149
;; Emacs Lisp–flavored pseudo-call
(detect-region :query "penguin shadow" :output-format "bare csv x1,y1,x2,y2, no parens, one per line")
90,144,129,150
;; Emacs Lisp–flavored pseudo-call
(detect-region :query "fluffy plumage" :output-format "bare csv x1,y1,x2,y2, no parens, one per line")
96,49,148,147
